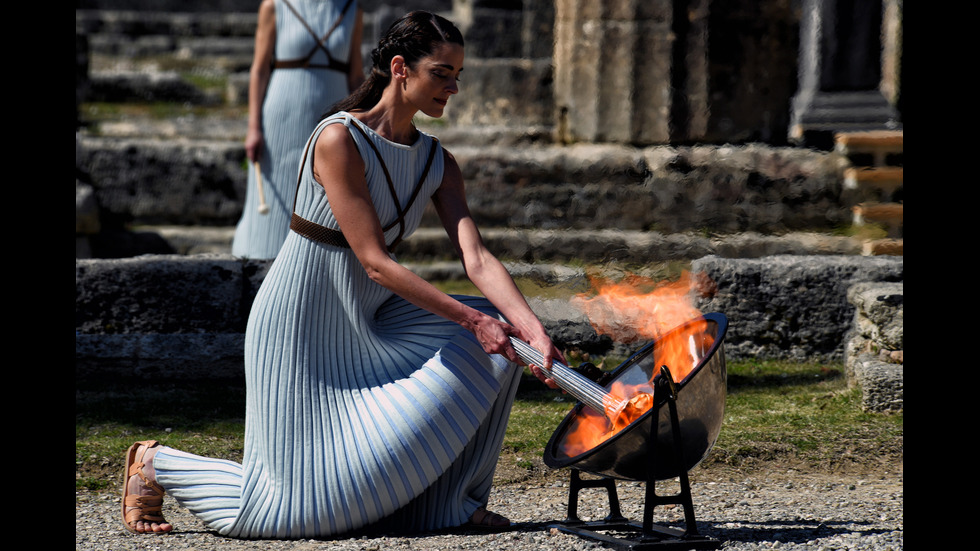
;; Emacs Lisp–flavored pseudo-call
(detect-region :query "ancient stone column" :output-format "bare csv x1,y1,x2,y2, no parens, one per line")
789,0,903,146
555,0,809,145
554,0,687,145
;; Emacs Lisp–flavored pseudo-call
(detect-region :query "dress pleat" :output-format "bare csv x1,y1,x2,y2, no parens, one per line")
154,112,521,538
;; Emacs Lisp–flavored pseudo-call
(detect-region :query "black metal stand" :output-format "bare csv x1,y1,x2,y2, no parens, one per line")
549,367,721,550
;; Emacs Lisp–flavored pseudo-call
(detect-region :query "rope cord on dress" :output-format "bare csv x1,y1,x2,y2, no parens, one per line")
274,0,355,73
289,116,440,253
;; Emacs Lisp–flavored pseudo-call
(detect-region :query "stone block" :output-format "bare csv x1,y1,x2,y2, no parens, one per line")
691,255,903,361
442,58,553,127
75,254,256,334
847,282,903,350
88,70,217,104
844,281,903,412
554,0,674,144
848,355,903,413
462,7,524,58
521,0,555,58
76,135,246,226
75,333,246,379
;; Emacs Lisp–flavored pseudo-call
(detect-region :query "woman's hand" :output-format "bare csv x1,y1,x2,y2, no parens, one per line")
468,314,520,364
523,330,562,389
245,128,264,162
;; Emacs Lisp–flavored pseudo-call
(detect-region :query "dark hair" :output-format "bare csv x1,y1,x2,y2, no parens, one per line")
325,11,464,117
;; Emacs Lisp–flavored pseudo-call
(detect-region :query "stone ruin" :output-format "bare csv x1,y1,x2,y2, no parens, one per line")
845,282,903,412
75,0,903,412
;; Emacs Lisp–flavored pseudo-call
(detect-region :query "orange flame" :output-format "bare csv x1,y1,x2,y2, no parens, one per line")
560,271,714,456
571,271,710,344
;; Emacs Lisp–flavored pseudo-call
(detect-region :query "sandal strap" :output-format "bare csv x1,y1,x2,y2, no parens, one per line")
125,510,167,524
471,508,486,524
125,494,163,509
125,494,165,523
128,441,166,496
123,440,169,529
128,462,165,495
470,507,509,527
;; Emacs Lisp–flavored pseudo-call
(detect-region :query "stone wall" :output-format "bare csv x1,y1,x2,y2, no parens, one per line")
76,133,854,233
75,0,879,254
691,255,903,361
453,142,851,233
77,253,902,379
77,0,822,141
76,255,262,378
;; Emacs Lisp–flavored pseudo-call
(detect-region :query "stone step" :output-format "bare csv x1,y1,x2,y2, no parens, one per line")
843,166,903,205
87,69,227,105
851,202,903,237
835,130,904,167
862,238,903,256
843,166,903,193
99,225,863,264
836,130,903,239
76,133,857,234
835,129,904,155
76,9,257,38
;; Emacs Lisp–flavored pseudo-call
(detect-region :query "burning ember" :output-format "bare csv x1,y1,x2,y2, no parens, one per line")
560,271,716,456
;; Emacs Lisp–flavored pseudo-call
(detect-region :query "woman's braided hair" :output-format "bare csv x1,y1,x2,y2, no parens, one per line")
325,11,464,117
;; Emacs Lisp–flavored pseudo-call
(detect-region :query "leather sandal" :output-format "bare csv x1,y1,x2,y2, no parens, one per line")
466,506,511,530
122,440,170,534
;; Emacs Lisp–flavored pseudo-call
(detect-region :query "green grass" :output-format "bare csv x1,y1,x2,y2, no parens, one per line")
81,102,246,123
502,377,576,454
75,379,248,491
182,71,227,93
436,277,588,300
832,222,889,240
77,358,902,492
709,359,902,471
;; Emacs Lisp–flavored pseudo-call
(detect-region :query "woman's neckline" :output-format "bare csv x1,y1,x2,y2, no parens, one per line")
346,112,423,150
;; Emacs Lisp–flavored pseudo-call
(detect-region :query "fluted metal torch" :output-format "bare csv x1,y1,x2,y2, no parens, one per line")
509,337,653,427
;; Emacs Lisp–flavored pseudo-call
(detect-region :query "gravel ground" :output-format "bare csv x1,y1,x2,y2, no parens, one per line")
77,470,902,550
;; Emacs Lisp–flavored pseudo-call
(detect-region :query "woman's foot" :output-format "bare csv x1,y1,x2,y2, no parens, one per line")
122,440,173,534
468,506,510,529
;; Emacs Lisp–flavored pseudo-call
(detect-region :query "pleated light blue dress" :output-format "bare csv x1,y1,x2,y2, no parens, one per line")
232,0,359,260
154,113,522,539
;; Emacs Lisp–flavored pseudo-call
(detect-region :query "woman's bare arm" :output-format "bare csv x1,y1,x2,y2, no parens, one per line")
432,149,564,381
244,0,276,162
313,124,531,366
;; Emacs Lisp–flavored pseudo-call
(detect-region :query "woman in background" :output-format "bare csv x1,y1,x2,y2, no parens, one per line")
232,0,364,259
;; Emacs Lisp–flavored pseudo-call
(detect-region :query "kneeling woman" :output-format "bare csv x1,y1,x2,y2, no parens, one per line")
122,10,562,538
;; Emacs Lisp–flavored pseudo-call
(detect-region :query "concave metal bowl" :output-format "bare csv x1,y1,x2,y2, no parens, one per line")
543,313,728,482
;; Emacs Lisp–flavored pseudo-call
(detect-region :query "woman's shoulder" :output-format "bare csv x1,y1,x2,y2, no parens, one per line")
312,111,354,139
321,110,353,125
315,114,356,147
312,115,364,176
313,113,360,159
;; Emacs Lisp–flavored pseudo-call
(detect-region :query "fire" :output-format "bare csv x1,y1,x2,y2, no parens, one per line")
571,270,710,345
560,271,714,456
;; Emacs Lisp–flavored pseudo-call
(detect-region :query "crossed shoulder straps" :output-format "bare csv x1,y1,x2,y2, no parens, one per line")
290,114,440,252
274,0,355,73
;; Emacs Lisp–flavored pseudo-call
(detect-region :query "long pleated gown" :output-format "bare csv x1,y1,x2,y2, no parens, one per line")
153,113,523,538
232,0,359,259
